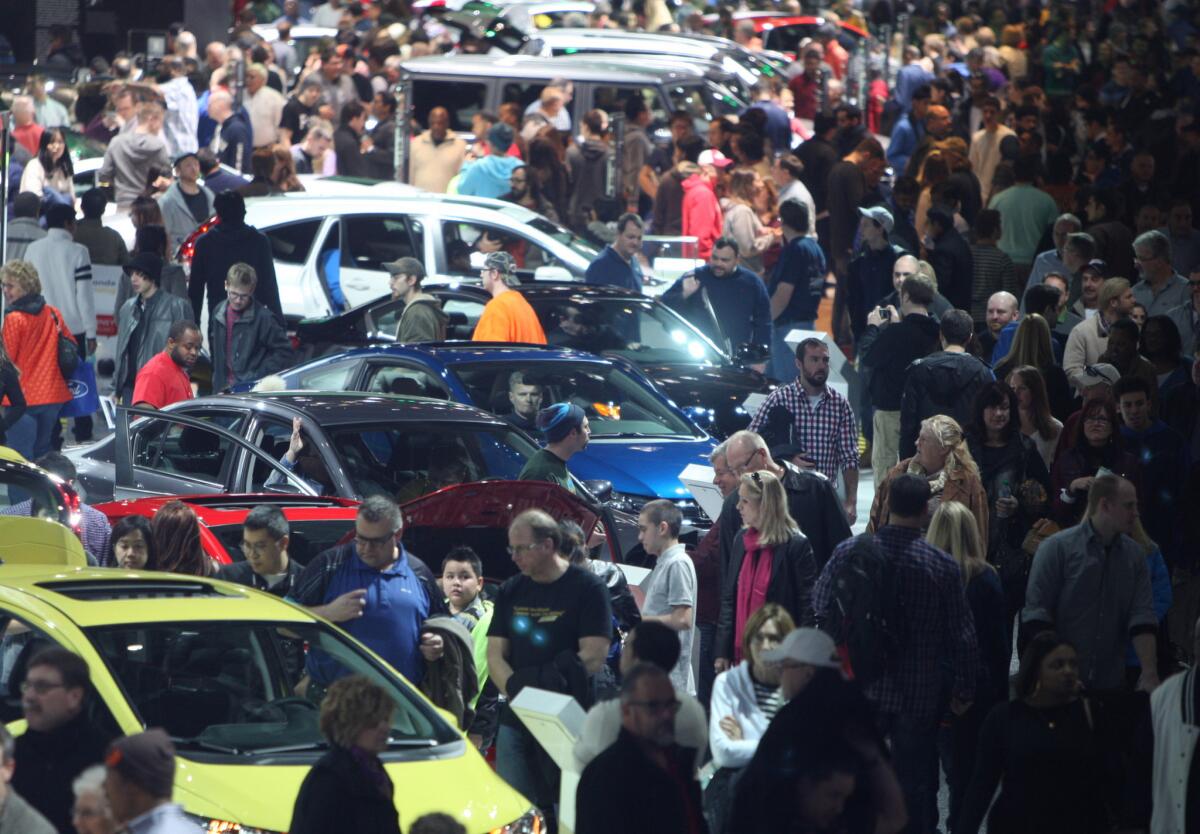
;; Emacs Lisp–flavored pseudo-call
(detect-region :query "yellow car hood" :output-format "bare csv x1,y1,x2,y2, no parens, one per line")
175,746,530,833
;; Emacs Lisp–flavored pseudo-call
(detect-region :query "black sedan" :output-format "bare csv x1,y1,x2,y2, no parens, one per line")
293,283,775,438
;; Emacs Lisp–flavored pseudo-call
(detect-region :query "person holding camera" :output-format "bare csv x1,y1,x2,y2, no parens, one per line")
857,275,942,475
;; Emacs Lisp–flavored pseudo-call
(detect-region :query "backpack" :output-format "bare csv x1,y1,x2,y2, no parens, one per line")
817,533,900,688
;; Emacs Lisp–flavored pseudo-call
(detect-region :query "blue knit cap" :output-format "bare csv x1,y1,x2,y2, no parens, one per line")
536,403,585,443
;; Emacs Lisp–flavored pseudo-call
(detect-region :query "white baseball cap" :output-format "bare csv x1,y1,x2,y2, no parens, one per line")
698,148,733,168
760,628,842,669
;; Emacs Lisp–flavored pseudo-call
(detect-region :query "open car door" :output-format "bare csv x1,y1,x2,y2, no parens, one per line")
114,406,318,501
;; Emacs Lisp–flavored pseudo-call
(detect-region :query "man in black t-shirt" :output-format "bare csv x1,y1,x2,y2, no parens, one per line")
488,509,612,829
279,76,323,146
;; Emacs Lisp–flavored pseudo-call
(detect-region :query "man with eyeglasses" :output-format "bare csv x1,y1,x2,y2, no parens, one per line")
1131,230,1190,317
488,509,612,831
217,505,302,596
289,496,446,687
575,664,705,834
207,262,294,392
13,647,110,834
715,430,850,583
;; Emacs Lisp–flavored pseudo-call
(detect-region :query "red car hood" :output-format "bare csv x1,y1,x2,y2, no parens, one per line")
401,481,599,534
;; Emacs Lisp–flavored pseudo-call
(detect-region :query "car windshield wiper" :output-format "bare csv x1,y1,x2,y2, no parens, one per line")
170,737,247,756
252,738,440,756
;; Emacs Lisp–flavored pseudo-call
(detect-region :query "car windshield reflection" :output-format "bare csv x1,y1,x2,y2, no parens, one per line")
85,620,459,758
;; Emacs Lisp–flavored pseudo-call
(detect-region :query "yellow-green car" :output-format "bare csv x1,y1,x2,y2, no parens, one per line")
0,566,539,834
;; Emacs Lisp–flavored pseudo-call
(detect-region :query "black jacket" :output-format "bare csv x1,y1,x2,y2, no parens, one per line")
899,350,993,457
928,226,974,312
188,221,283,324
13,711,109,834
846,243,903,341
715,530,817,660
216,558,303,596
859,312,942,409
334,125,368,177
208,298,295,390
717,462,851,576
289,746,401,834
214,112,253,173
576,729,707,834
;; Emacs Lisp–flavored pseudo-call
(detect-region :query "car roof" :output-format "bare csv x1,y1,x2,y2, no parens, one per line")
183,391,510,426
326,342,611,365
241,191,543,226
400,52,711,83
0,567,314,628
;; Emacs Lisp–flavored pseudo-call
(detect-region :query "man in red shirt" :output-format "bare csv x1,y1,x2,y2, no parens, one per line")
788,47,826,120
11,96,43,157
131,320,202,409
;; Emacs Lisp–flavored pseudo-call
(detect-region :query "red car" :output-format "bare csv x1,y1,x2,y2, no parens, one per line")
97,481,628,580
702,11,869,60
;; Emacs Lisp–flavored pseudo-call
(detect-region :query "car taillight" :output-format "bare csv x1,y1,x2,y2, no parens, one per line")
177,215,221,265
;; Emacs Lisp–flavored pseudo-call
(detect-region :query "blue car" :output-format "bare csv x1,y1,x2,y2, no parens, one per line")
256,344,719,524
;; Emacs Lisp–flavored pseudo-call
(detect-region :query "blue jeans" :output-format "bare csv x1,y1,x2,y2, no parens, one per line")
770,319,812,383
496,722,559,832
885,713,941,834
9,403,65,460
698,621,717,709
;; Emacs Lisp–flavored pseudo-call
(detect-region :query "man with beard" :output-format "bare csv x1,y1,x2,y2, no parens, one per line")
131,320,202,409
748,338,860,523
575,664,705,834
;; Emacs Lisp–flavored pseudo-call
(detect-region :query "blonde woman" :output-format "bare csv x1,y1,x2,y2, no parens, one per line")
289,676,400,834
714,470,817,673
722,170,778,275
927,499,1011,833
993,313,1073,420
870,414,988,543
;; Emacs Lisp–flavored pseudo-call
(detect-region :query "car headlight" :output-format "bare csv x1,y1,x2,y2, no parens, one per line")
183,815,281,834
490,807,545,834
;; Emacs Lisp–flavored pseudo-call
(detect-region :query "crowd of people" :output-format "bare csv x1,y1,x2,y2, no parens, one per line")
3,0,1200,832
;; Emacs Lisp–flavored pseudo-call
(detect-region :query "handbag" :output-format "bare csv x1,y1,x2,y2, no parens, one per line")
48,308,80,378
60,359,100,419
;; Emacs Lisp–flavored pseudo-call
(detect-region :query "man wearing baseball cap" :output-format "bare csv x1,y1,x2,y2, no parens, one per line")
471,252,546,344
104,729,192,833
681,148,729,260
158,150,214,254
845,205,901,341
385,257,447,343
760,627,844,701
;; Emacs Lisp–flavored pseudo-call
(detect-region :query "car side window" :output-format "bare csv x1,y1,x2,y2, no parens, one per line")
132,418,241,485
297,360,357,391
341,215,419,272
265,220,322,264
592,85,666,128
412,80,487,133
363,364,448,399
247,418,303,493
441,220,557,275
441,298,486,340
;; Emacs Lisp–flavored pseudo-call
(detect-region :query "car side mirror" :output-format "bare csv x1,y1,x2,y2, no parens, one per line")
582,479,613,502
734,342,769,364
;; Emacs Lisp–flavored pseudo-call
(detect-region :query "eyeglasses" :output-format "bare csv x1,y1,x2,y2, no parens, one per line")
506,542,539,556
728,447,762,473
21,680,65,695
626,698,681,714
226,288,253,301
354,532,397,550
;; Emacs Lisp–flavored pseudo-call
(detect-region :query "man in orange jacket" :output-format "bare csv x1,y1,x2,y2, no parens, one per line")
471,252,547,344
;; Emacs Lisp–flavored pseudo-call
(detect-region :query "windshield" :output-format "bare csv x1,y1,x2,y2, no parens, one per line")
452,360,703,439
325,422,544,500
509,212,601,262
86,620,459,758
668,83,744,132
529,296,728,366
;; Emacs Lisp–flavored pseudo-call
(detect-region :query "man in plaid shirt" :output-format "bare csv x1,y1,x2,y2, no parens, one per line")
748,336,859,522
814,473,978,834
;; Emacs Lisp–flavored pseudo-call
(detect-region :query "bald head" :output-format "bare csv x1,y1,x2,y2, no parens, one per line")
893,254,920,292
208,89,233,122
725,430,771,476
205,41,226,69
986,291,1019,335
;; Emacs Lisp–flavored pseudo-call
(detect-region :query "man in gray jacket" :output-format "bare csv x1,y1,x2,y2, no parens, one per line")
114,253,194,404
386,257,448,343
5,193,45,261
209,262,294,391
157,151,214,255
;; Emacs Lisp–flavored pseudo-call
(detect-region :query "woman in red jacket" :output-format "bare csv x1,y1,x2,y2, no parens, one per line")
1,261,74,459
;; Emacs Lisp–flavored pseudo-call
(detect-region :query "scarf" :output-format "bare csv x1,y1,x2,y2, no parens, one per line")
734,528,774,662
349,745,392,799
907,456,950,496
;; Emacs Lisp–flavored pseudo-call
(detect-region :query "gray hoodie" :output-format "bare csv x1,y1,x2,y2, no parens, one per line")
98,131,172,207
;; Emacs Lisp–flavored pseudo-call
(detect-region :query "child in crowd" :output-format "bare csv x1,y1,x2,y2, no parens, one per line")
441,545,498,750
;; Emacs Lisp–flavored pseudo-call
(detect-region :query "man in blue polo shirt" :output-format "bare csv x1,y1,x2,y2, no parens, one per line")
584,213,644,292
289,495,446,684
662,236,772,371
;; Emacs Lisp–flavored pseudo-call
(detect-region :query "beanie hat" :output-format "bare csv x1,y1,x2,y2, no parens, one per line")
536,403,585,443
106,729,176,799
487,122,514,153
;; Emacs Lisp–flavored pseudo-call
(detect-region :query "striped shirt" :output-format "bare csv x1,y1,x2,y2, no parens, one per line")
970,243,1017,322
752,679,785,720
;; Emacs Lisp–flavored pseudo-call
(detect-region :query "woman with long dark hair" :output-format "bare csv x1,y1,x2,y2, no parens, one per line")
964,381,1050,623
150,500,216,577
957,633,1114,834
1005,366,1062,469
1049,398,1140,526
526,133,570,225
994,313,1073,421
19,127,75,203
